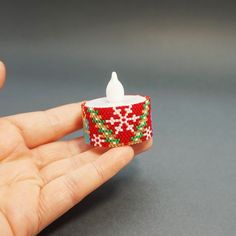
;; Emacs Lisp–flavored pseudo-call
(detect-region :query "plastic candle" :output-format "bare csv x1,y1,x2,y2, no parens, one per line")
82,72,153,147
106,72,124,103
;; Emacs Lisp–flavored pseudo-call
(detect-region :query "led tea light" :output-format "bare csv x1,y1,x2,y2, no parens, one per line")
106,72,124,103
82,72,152,147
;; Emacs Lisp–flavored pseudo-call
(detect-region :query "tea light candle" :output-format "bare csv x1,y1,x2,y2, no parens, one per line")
82,72,152,147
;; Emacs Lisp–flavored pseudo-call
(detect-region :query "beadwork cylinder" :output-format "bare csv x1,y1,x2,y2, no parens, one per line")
81,96,152,147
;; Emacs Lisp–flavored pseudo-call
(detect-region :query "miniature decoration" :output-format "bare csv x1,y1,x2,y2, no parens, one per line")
82,72,152,147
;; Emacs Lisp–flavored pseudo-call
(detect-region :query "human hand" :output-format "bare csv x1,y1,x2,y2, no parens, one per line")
0,62,152,236
0,61,6,88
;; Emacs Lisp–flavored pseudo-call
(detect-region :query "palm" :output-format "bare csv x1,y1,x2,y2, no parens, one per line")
0,112,96,235
0,125,43,235
0,63,152,235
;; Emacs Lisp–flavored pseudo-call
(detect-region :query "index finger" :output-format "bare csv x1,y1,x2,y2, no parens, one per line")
5,102,83,148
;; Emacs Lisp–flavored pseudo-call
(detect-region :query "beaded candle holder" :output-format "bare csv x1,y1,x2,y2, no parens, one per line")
81,72,153,148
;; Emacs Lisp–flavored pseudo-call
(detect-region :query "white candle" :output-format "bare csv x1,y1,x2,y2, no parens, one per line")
106,72,125,103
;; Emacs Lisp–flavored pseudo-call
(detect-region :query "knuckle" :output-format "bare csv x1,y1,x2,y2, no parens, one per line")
69,156,82,170
66,141,77,157
91,162,105,183
64,175,80,205
42,110,61,138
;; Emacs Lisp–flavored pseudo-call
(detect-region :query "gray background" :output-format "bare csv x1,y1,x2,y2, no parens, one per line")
0,1,236,235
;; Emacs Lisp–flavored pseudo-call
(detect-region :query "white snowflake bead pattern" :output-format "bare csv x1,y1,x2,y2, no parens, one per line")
91,134,106,147
106,105,140,135
143,126,152,140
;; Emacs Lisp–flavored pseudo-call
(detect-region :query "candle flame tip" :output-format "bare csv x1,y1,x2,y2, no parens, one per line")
111,71,118,81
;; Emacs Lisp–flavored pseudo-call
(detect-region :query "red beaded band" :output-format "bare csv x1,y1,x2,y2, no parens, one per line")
81,96,152,147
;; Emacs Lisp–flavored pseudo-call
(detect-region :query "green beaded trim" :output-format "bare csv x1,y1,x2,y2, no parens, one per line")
88,107,120,147
130,98,150,143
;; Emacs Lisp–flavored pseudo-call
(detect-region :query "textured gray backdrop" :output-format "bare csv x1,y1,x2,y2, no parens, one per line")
0,1,236,235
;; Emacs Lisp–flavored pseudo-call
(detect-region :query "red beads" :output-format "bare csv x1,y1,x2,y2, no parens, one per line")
82,96,152,148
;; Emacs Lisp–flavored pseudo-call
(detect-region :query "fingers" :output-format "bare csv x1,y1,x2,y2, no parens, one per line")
32,137,91,168
38,146,134,230
32,137,153,169
40,147,107,184
0,61,6,88
5,102,83,148
37,138,152,183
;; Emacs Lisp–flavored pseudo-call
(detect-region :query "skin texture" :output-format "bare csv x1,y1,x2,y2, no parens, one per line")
0,62,152,236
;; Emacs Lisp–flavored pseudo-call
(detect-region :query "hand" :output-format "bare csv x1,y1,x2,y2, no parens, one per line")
0,62,152,236
0,61,6,88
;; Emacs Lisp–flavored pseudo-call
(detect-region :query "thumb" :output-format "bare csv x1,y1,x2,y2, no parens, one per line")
0,61,6,88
